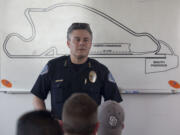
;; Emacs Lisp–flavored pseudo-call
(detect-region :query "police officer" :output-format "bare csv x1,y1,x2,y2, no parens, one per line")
31,23,123,120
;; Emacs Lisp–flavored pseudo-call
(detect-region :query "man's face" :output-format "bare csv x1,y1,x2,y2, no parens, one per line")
67,29,92,59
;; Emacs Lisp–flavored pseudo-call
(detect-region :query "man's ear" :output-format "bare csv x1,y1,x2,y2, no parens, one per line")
121,123,125,129
58,120,64,133
67,40,70,48
93,122,99,135
58,120,63,127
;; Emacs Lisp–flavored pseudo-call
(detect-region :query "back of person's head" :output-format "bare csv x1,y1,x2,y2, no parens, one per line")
62,93,98,135
16,110,63,135
67,22,93,40
98,100,125,135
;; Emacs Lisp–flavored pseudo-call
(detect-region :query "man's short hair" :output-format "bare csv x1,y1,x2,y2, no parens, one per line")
62,93,98,135
16,110,63,135
98,100,125,135
67,22,93,41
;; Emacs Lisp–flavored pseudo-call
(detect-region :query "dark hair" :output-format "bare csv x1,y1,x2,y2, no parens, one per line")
16,110,63,135
62,93,98,135
67,23,93,40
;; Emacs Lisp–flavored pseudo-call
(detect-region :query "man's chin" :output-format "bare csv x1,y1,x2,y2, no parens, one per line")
76,54,88,59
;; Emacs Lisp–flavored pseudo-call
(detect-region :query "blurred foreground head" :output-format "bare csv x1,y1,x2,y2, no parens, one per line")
16,110,63,135
62,93,98,135
98,100,125,135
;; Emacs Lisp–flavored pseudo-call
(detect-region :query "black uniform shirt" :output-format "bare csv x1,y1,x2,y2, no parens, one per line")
31,56,122,119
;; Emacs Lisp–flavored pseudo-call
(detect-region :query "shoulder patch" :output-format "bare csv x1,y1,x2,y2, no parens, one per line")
108,72,116,83
40,65,48,75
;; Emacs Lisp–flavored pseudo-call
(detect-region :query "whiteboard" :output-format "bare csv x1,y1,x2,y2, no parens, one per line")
1,0,180,93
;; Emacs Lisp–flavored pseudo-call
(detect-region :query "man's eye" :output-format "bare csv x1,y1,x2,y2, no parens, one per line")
75,38,80,42
84,39,89,42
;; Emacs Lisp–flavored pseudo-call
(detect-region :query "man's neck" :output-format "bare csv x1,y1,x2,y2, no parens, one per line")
70,55,88,64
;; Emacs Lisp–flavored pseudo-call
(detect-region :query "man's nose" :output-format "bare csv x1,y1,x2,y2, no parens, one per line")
79,40,85,45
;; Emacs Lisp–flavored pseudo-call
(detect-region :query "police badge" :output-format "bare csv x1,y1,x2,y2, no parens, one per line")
89,71,97,83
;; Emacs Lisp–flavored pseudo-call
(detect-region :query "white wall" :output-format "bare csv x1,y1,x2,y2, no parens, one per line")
0,93,180,135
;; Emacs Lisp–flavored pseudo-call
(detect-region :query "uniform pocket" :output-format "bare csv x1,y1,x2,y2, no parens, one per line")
52,82,65,103
84,81,101,98
89,81,101,93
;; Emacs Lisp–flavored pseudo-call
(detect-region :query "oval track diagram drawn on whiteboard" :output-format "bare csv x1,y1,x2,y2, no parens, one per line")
1,1,180,93
2,3,178,74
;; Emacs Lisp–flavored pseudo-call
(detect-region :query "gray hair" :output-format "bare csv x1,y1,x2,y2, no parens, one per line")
67,23,93,41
